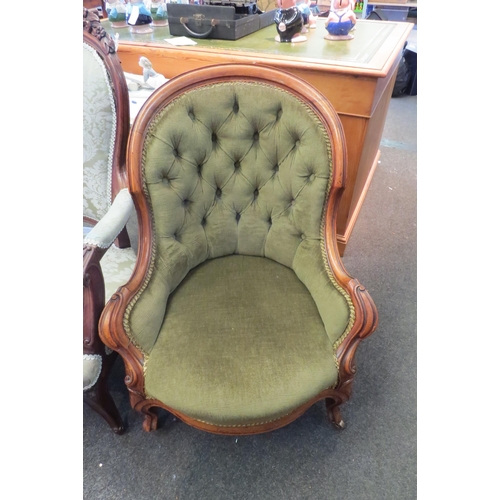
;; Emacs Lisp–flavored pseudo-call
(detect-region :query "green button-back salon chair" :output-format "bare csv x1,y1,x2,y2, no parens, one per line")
100,63,378,435
83,8,136,434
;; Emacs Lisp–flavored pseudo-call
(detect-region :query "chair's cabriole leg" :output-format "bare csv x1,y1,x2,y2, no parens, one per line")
142,408,158,432
325,397,346,429
121,370,159,432
84,374,125,435
134,400,158,432
84,245,126,433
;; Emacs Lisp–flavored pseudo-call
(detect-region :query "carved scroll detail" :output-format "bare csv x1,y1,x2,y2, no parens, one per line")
83,7,116,54
83,244,107,352
324,280,378,427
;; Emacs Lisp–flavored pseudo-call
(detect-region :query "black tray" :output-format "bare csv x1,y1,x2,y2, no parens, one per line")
167,4,276,41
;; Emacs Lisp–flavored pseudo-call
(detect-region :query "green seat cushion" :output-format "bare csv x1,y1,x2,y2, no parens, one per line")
145,255,338,427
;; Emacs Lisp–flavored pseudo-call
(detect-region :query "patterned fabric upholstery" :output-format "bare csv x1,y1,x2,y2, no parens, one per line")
82,230,136,391
83,41,134,393
83,354,102,391
83,42,115,222
101,245,137,303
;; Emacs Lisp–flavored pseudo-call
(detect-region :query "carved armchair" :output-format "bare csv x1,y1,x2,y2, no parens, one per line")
83,8,136,434
100,64,378,435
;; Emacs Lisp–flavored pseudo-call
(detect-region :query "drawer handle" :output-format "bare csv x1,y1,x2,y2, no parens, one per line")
179,17,219,38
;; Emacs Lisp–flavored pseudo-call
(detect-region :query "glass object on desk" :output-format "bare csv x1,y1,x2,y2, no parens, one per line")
105,0,128,28
146,1,169,26
126,0,154,33
324,0,356,41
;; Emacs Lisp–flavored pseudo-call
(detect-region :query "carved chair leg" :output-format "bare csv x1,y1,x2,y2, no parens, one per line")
141,406,158,432
84,244,124,432
83,352,125,434
325,398,346,430
84,378,125,435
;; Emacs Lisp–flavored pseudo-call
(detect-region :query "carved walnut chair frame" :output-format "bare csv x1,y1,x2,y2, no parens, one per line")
100,64,378,435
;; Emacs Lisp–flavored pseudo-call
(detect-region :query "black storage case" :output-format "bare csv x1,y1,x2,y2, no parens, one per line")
166,4,276,40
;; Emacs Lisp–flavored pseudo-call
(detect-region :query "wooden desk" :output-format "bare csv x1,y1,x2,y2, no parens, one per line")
104,18,413,255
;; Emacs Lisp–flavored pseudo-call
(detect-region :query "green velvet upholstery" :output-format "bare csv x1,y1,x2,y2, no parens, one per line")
145,255,337,426
125,80,354,426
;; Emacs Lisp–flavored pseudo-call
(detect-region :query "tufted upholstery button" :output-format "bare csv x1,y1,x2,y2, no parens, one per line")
276,108,282,121
197,165,203,176
182,199,190,207
212,132,217,143
301,234,306,240
235,212,241,222
273,164,279,172
173,149,179,157
268,217,272,225
309,174,315,181
234,160,241,170
216,187,222,198
233,101,239,114
295,140,300,147
201,217,207,227
253,132,259,141
188,110,195,121
254,188,259,198
290,199,295,206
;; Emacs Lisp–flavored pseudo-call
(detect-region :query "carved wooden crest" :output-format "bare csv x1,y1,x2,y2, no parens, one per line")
83,7,116,54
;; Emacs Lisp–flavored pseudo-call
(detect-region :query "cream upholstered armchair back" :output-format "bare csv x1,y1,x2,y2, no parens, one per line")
83,37,119,223
83,43,112,222
83,8,133,434
83,25,134,296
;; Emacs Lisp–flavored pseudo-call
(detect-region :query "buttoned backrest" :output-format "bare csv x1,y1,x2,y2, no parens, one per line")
144,81,331,269
126,70,351,354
